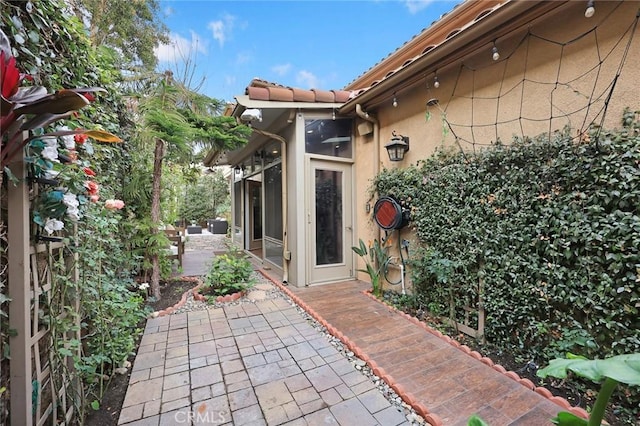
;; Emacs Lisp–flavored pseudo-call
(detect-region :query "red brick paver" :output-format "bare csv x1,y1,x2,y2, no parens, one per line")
280,279,570,426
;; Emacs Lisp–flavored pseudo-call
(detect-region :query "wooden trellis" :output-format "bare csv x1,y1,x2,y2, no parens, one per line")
7,150,81,425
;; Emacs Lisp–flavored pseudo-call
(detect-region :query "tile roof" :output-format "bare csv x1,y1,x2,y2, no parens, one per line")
245,78,352,104
344,0,504,97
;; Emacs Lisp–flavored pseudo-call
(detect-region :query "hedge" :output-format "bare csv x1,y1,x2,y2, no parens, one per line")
374,110,640,364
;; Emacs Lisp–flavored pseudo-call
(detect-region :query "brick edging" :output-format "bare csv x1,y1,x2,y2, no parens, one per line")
151,276,245,317
359,288,590,421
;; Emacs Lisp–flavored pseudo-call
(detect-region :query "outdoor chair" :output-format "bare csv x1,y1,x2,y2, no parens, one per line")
163,229,185,267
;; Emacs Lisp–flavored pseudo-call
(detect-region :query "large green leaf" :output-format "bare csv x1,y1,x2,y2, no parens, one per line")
467,415,489,426
550,411,588,426
538,353,640,385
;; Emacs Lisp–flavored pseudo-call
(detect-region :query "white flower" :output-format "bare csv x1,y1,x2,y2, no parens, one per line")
41,146,59,162
66,206,81,221
138,282,150,291
41,136,58,147
43,170,60,179
58,126,75,149
44,218,64,234
62,192,79,208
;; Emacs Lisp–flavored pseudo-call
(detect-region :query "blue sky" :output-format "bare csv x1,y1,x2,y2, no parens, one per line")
156,0,461,103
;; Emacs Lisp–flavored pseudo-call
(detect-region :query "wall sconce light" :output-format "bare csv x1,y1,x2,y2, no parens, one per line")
392,93,398,108
385,130,410,162
433,75,440,89
492,42,500,61
585,0,595,18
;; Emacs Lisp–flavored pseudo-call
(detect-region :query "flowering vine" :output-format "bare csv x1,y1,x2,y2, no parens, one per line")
1,28,124,239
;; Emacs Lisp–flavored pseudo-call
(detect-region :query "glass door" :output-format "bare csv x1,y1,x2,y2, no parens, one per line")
246,175,262,255
308,160,353,284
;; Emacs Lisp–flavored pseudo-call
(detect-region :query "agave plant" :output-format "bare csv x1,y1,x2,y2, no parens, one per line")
0,27,119,174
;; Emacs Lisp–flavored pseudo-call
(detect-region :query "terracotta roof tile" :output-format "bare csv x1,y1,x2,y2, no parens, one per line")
246,86,269,101
268,86,294,102
343,1,504,95
292,87,316,102
311,89,334,103
332,90,351,103
244,78,351,104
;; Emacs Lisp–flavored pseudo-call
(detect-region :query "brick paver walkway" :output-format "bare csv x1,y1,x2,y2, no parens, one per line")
119,297,410,425
284,281,571,426
121,238,583,425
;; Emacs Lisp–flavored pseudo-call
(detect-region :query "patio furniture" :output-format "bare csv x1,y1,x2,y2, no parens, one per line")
163,229,184,266
187,225,202,234
207,219,228,234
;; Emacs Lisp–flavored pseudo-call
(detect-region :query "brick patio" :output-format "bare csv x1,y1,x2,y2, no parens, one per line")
119,236,582,425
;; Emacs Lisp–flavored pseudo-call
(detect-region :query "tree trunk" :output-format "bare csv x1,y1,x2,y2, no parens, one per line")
150,138,164,299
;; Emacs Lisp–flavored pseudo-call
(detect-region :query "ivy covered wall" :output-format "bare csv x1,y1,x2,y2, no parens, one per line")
374,111,640,365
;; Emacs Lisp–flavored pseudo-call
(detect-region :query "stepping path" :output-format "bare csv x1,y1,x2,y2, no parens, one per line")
119,291,417,425
122,237,584,425
285,281,578,425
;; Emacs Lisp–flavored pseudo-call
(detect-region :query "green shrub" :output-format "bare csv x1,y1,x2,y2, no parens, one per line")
374,111,640,422
203,252,254,298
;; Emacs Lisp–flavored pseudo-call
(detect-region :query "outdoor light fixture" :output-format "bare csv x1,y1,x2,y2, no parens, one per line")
433,75,440,88
492,43,500,61
385,131,409,162
392,93,398,108
585,0,595,18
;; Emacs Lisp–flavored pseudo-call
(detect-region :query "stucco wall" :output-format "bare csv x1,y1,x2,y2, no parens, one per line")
353,0,640,289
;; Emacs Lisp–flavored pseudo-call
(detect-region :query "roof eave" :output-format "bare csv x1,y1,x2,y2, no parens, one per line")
234,95,345,111
340,0,563,113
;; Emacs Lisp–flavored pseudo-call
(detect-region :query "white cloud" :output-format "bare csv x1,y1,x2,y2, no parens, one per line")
236,52,252,65
163,6,174,17
296,70,319,90
207,13,236,47
404,0,435,14
271,63,291,76
155,31,208,63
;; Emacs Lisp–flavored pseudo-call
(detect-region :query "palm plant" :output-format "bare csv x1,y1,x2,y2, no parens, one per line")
131,70,250,299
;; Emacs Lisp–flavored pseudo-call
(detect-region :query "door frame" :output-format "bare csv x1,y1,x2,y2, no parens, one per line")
306,158,354,285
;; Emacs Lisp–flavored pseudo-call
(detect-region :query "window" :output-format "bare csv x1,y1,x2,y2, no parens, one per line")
264,163,283,267
305,118,352,158
233,180,242,245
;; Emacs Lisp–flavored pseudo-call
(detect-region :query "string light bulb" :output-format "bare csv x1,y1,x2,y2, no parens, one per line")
392,94,398,108
434,75,440,89
585,0,595,18
492,43,500,61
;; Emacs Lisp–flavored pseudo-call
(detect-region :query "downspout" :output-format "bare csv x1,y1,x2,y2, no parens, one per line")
251,128,290,283
355,103,380,177
355,104,381,242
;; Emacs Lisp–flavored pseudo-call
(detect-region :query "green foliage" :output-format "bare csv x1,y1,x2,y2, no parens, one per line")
179,170,229,224
538,353,640,426
75,204,149,383
373,112,640,421
67,0,169,71
203,250,255,298
352,238,392,297
408,247,458,318
467,415,490,426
